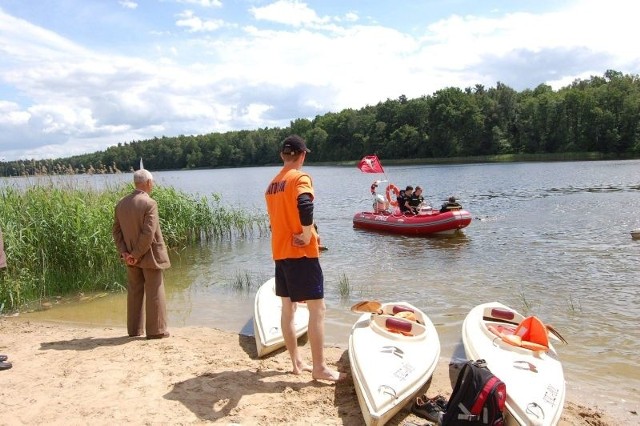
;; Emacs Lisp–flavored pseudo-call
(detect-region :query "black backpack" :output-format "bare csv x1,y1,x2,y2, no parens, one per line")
441,360,507,426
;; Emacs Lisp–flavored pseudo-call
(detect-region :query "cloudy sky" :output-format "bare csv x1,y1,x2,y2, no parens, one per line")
1,0,638,161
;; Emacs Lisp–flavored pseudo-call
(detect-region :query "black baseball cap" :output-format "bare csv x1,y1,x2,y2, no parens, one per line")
281,135,311,155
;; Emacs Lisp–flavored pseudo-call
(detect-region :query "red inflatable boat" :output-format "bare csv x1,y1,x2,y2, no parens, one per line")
353,208,472,236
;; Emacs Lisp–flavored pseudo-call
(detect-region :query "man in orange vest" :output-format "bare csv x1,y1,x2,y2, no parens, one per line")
265,135,342,382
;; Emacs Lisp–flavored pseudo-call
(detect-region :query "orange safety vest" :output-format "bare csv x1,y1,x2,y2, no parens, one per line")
265,168,319,260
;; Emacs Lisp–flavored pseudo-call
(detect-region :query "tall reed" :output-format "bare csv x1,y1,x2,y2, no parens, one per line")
338,273,351,298
0,181,268,313
230,269,258,292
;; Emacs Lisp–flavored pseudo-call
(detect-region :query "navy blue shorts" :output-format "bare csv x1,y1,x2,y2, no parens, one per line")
274,257,324,302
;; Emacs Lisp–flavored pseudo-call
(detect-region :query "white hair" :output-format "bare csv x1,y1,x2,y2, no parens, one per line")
133,169,153,183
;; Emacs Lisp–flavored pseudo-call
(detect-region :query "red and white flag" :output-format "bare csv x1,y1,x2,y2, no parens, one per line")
357,155,385,173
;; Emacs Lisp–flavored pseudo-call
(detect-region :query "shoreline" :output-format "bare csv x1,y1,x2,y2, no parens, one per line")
0,317,631,425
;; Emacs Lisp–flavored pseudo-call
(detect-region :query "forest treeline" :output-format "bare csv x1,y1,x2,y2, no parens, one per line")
2,69,639,176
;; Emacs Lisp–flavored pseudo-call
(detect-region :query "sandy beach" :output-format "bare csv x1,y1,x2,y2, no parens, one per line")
0,318,627,425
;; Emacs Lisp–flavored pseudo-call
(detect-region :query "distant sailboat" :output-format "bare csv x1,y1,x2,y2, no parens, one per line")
139,158,144,170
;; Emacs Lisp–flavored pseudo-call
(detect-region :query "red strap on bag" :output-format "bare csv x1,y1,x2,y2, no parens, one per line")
470,376,500,415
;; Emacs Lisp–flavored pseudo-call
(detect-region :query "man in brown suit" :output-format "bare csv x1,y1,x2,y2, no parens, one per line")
112,169,171,339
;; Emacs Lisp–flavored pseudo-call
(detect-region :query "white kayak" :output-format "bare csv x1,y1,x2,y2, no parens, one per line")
253,278,309,358
349,302,440,426
462,302,566,426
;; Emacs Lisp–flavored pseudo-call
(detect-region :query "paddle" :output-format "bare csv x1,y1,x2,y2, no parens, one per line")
545,324,568,345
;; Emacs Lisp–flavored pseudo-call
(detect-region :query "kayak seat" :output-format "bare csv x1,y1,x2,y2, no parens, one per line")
394,311,417,322
487,324,516,337
390,305,423,324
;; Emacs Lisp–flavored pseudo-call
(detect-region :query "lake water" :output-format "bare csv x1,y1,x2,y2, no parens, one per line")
8,159,640,421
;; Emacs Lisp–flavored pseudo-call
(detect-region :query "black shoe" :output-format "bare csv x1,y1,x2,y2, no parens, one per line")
412,396,443,423
431,394,448,411
146,332,170,340
0,354,7,362
0,361,12,371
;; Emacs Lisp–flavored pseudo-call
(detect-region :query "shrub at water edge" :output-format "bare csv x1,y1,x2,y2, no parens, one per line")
0,182,268,313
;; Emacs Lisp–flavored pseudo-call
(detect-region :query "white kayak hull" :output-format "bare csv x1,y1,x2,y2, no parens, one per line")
462,302,566,426
253,278,309,358
349,302,440,426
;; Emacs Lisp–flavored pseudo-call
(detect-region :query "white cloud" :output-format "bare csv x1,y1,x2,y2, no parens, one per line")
175,10,225,32
177,0,223,7
0,101,30,127
118,1,138,9
0,11,86,62
250,0,330,27
343,12,359,22
411,0,640,90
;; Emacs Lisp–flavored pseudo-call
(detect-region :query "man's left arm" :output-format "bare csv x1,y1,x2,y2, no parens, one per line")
292,174,315,246
293,193,314,246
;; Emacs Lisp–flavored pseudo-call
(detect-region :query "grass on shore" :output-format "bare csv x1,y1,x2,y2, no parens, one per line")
0,181,268,313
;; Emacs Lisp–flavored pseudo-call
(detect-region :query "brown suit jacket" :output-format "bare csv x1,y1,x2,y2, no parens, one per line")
0,228,6,269
112,189,170,270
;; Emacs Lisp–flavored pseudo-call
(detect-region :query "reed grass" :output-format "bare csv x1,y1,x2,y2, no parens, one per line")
0,181,268,313
338,273,351,298
228,270,272,293
517,287,535,315
231,270,254,292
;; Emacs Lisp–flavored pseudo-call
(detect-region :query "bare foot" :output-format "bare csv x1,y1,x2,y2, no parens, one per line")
312,367,345,382
292,361,313,375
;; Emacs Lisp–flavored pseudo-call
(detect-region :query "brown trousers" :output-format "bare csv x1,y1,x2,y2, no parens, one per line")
126,266,167,337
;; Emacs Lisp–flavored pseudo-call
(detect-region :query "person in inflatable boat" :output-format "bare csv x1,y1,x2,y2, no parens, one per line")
440,196,462,213
408,186,425,214
399,186,414,214
370,181,390,214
